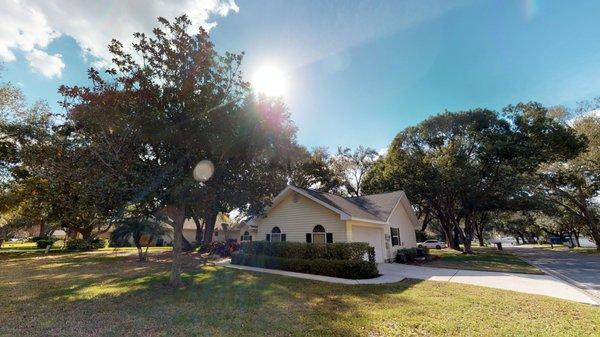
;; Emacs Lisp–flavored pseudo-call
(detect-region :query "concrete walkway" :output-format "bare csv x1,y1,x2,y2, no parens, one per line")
220,260,599,305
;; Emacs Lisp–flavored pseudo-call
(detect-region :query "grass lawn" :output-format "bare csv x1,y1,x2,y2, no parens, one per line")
425,247,543,274
0,241,173,252
1,251,598,337
532,244,600,255
0,241,64,251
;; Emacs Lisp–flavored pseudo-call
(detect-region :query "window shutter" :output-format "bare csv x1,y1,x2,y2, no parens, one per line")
306,233,312,243
326,233,333,243
249,236,252,241
240,235,244,241
281,234,286,242
266,234,271,242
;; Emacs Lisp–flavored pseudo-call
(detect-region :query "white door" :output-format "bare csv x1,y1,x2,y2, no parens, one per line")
352,226,385,263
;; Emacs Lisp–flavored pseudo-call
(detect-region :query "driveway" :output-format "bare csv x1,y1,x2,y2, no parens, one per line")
221,260,599,305
509,246,600,301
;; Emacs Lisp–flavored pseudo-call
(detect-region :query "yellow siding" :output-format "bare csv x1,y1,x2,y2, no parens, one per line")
256,192,348,242
387,200,418,251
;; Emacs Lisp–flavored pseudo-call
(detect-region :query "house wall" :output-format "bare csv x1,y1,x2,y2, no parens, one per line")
387,199,418,251
256,192,348,242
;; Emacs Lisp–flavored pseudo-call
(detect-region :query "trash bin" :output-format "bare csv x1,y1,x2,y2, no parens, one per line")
495,242,503,250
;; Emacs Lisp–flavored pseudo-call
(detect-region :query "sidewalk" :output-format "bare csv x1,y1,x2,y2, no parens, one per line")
219,260,599,305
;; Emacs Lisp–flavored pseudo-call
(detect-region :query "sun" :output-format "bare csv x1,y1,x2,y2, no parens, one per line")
252,65,286,97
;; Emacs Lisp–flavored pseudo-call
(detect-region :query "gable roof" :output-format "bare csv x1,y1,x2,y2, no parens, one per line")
269,185,418,226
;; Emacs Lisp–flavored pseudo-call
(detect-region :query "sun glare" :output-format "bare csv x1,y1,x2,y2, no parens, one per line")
252,65,286,97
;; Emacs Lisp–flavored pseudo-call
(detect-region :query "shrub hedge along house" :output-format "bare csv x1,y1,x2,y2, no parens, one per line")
251,185,419,263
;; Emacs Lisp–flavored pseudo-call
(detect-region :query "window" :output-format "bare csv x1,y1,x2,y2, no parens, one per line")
306,225,333,244
241,231,252,242
267,226,285,242
390,228,400,246
312,225,325,244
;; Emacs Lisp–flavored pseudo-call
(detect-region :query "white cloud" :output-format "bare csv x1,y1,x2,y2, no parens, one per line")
0,0,238,77
25,49,65,78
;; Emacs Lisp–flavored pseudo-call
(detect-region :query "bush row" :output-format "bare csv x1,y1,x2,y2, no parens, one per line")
65,238,108,251
239,241,375,262
231,252,379,279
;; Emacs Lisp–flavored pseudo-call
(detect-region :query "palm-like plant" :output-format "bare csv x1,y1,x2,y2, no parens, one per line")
111,218,171,261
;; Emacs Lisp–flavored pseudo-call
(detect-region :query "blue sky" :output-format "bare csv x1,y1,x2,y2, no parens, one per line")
3,0,600,152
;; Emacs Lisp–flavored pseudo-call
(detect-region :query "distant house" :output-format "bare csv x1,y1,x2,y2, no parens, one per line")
211,220,257,242
252,185,419,262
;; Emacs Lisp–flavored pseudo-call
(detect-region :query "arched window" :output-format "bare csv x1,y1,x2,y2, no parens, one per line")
241,231,252,242
270,226,283,242
311,224,326,244
312,225,325,233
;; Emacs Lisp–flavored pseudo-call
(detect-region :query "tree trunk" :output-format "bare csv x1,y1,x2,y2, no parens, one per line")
167,206,186,287
39,222,46,237
192,213,204,245
573,230,581,247
202,210,218,245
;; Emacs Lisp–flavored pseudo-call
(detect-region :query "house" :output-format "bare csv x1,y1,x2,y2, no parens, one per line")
253,185,419,262
211,220,257,242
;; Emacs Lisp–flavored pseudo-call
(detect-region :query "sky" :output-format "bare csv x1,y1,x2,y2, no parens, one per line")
2,0,600,152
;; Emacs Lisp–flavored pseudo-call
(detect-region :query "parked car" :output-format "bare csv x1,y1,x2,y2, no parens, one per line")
417,240,446,249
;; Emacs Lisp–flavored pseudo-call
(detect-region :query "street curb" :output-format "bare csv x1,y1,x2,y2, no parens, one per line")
515,253,600,306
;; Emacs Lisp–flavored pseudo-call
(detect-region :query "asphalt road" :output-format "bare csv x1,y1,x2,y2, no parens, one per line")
510,247,600,300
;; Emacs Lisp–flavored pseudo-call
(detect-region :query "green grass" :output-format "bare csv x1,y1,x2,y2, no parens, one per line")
0,241,172,253
532,244,600,255
426,247,543,274
0,240,64,251
1,251,598,336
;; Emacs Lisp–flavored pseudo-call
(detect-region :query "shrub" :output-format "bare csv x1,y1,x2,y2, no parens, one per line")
395,248,418,264
239,241,375,262
90,238,108,249
31,236,46,242
36,238,56,249
231,253,379,279
65,238,89,251
65,238,107,251
199,240,240,257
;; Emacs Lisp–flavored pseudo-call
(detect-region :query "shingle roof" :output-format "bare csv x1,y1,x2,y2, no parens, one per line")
294,186,404,222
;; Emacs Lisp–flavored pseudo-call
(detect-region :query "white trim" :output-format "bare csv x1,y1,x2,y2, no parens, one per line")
348,217,387,225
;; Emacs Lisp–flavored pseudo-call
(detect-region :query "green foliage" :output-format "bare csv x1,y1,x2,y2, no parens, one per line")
395,248,419,264
65,238,89,251
35,238,56,249
239,241,376,262
364,105,585,253
90,238,108,249
415,230,433,242
65,238,107,251
231,253,379,279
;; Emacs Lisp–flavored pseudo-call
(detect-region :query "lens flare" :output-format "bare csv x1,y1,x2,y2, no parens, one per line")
252,65,286,97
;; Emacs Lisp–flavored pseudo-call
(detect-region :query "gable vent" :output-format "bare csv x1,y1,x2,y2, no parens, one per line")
292,194,299,203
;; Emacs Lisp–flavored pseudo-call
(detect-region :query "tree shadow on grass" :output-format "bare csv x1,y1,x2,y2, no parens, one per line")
0,251,424,337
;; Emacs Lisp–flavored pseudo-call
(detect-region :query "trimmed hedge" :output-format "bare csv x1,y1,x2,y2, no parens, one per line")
231,252,379,279
65,238,108,251
36,238,56,249
239,241,375,262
